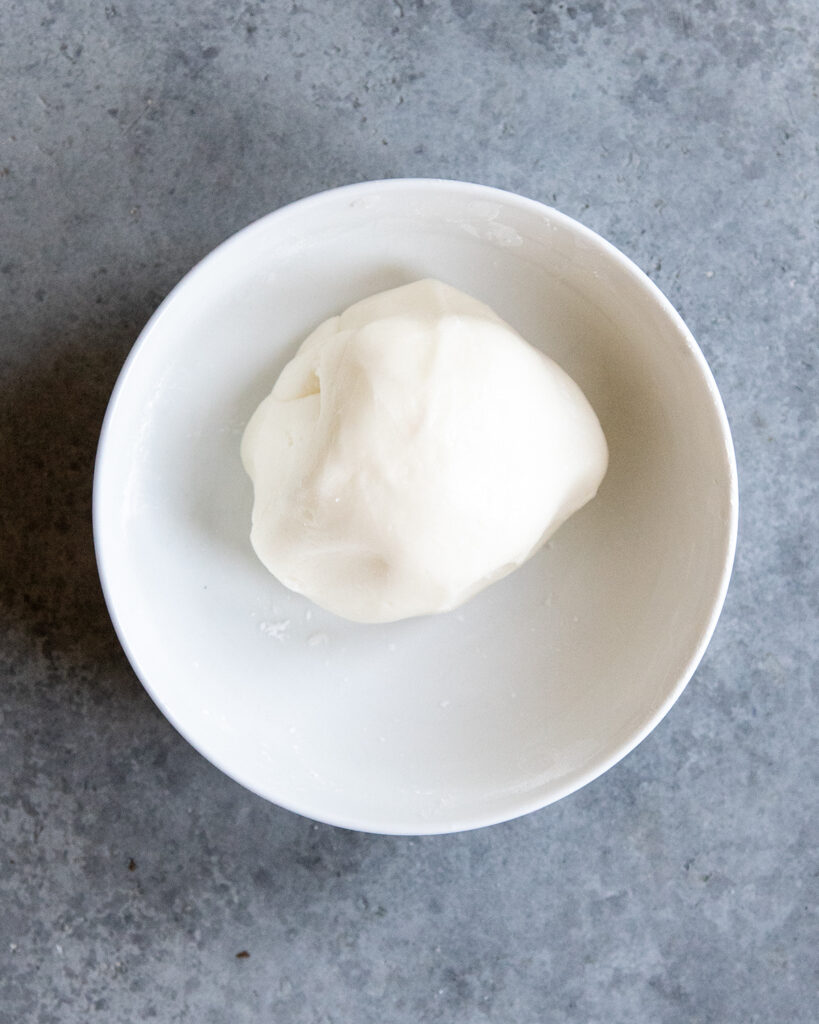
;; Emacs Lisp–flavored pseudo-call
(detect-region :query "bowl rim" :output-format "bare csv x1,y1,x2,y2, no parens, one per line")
93,177,739,834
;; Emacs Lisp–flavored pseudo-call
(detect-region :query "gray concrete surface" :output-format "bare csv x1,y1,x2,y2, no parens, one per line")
1,1,816,1021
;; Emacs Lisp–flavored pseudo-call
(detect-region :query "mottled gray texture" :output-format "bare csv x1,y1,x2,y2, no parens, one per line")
1,1,816,1021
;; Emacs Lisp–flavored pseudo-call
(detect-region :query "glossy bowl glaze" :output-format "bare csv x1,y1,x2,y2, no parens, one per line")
94,179,738,834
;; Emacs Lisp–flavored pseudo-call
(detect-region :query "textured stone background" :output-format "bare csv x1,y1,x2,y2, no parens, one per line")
1,2,816,1021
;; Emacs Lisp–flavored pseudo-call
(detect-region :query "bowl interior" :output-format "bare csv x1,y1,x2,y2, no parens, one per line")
94,180,736,833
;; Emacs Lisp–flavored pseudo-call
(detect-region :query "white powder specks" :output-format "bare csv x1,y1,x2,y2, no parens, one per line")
259,619,290,640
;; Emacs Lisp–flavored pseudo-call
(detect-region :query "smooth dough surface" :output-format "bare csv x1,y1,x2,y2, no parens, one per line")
241,279,608,623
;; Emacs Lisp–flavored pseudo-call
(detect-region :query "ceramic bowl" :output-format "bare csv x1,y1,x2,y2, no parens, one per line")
94,179,737,834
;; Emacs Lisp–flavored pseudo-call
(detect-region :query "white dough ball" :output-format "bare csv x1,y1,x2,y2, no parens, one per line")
241,279,608,623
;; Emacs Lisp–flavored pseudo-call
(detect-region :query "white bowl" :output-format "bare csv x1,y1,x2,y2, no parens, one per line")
94,179,738,834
